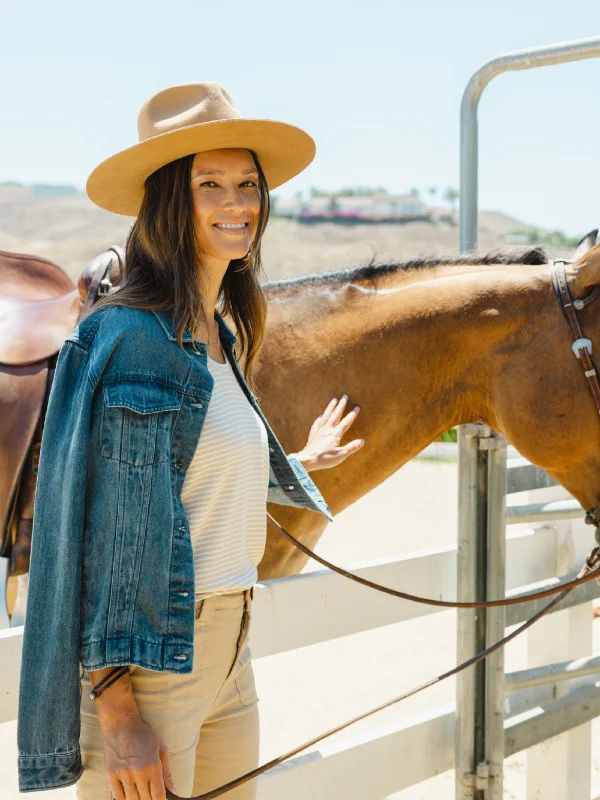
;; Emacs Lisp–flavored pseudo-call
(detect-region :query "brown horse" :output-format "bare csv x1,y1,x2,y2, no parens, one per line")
4,237,600,601
255,235,600,579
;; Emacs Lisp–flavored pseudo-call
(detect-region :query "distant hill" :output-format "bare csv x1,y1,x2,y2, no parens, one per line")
0,183,573,285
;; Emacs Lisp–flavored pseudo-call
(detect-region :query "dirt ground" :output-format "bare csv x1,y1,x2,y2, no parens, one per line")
1,457,598,799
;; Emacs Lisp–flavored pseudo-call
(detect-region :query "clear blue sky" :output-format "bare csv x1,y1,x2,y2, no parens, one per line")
2,0,600,235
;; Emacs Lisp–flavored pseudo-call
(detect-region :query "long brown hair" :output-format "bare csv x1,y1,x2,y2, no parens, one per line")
82,149,270,390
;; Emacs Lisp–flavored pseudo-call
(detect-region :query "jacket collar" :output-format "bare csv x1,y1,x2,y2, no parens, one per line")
151,308,237,346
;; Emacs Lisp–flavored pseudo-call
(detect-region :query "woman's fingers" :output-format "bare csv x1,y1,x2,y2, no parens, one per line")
335,404,360,434
133,774,154,800
158,743,178,797
149,774,168,800
328,394,349,425
335,406,360,441
342,438,365,453
319,396,340,424
108,776,126,800
321,438,365,468
147,764,172,800
122,779,142,800
322,395,360,428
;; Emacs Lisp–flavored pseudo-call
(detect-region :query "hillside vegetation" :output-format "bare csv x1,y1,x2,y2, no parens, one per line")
0,183,573,285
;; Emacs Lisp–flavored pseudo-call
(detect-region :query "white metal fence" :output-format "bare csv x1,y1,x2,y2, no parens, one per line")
1,443,598,798
456,36,600,799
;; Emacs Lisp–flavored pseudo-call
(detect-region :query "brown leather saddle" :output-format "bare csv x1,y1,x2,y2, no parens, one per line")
0,246,123,576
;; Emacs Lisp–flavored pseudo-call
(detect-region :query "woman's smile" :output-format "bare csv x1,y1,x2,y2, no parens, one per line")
213,222,249,235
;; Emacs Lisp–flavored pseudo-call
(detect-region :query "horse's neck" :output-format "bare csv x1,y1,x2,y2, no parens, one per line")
264,264,550,508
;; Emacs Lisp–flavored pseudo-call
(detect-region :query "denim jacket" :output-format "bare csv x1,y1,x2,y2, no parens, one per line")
17,304,332,792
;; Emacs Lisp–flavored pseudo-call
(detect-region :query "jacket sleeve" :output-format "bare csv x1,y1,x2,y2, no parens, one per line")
17,338,94,791
267,453,333,522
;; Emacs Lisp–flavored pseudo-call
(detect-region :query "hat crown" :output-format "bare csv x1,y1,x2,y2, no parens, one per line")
87,81,316,216
137,82,241,143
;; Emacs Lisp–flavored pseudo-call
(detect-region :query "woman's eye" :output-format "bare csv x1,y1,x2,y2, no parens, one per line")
197,180,256,188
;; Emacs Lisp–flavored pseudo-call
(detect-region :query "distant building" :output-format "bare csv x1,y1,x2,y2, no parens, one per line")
272,193,430,223
31,184,78,198
505,231,532,245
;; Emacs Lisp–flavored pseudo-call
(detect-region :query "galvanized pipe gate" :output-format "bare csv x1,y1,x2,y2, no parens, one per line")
456,36,600,800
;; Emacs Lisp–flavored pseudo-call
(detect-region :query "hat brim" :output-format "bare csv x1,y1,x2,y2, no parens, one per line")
86,118,315,216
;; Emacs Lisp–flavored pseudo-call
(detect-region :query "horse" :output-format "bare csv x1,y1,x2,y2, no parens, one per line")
253,233,600,579
3,234,600,604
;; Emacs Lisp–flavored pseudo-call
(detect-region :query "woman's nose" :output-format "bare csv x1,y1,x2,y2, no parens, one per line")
222,186,247,211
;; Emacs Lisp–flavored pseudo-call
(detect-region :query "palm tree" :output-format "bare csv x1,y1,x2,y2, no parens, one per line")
443,186,459,221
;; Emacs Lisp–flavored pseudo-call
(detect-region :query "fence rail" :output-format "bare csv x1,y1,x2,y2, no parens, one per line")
0,448,598,798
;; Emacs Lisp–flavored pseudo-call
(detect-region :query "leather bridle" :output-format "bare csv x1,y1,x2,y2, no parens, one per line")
166,257,600,800
551,258,600,536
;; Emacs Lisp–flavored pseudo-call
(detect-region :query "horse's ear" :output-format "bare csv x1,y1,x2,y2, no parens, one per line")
572,229,598,261
570,240,600,294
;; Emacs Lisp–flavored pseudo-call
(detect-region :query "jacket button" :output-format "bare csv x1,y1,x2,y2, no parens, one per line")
178,525,186,531
287,485,295,491
175,462,182,470
269,446,275,453
174,654,188,661
179,591,189,597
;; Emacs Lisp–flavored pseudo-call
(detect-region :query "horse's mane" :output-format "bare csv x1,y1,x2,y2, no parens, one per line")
266,246,548,290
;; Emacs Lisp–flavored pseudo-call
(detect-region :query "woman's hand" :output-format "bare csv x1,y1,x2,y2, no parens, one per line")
294,394,365,472
99,711,178,800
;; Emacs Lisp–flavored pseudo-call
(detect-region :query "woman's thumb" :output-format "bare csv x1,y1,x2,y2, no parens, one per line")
159,743,179,796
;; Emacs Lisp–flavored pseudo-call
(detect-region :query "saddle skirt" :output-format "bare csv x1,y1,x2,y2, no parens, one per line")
0,247,121,573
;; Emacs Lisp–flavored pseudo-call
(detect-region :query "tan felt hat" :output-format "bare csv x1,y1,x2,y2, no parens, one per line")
86,82,316,216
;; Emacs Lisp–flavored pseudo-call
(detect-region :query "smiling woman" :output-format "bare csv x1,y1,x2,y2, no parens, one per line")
188,150,266,358
190,149,263,279
87,141,273,388
17,81,363,800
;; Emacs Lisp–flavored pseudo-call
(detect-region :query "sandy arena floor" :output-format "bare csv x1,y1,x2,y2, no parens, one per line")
1,458,598,799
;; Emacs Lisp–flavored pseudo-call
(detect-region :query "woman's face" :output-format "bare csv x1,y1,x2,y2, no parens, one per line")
190,148,261,263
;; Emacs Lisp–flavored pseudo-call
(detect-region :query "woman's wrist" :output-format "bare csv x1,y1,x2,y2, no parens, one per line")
88,666,139,726
288,451,320,473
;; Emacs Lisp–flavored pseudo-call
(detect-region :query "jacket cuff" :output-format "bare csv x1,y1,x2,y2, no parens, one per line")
266,455,333,522
18,746,83,792
286,454,334,522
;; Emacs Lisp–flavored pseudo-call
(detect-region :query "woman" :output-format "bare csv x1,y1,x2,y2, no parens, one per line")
16,82,364,800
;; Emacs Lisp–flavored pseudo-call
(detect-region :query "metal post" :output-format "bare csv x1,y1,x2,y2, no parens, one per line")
460,36,600,254
457,34,600,800
455,424,484,799
484,433,507,800
456,426,506,799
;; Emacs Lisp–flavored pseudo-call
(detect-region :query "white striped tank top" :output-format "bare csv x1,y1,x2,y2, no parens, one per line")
181,349,270,600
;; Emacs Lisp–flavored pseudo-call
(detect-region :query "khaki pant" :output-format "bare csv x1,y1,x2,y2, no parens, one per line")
76,589,259,799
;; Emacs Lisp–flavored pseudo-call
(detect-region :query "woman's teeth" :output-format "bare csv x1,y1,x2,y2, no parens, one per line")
214,223,247,230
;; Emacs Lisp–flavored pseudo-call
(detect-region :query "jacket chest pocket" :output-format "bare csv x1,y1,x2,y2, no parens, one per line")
100,380,182,467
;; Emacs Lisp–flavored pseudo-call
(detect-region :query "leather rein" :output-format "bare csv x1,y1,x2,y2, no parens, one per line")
166,258,600,800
